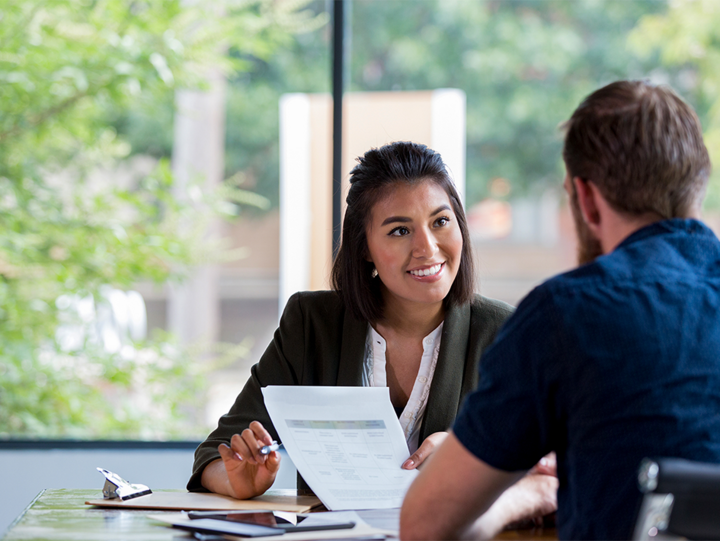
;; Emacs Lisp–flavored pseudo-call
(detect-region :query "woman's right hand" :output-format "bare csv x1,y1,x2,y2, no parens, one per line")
214,421,282,499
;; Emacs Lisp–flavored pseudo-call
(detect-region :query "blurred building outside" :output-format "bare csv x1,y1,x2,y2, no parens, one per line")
130,85,720,428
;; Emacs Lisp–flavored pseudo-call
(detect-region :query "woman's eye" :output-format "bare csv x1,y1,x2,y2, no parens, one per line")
435,216,450,227
389,226,410,237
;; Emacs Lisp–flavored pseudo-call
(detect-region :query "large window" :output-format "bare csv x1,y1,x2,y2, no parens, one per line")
2,0,719,441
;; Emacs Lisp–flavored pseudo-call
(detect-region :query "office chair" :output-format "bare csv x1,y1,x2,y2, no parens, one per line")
633,457,720,540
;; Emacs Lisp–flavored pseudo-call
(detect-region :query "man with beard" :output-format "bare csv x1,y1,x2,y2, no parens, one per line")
400,80,720,540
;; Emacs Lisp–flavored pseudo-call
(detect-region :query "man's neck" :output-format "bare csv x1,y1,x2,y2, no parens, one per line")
600,211,700,254
593,189,702,255
600,212,662,254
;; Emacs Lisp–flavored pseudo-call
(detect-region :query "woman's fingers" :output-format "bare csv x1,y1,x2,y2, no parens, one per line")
230,434,255,464
218,428,283,500
264,450,282,474
229,421,276,465
242,428,264,464
402,431,448,469
218,442,240,464
249,420,274,445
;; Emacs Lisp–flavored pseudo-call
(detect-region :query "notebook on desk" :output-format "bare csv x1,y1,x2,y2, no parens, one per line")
148,510,394,541
85,489,323,513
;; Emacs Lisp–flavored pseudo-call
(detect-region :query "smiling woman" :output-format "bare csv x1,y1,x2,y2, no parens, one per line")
366,181,463,314
364,181,465,419
188,141,517,506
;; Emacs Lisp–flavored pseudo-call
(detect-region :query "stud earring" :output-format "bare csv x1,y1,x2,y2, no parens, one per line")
371,267,378,278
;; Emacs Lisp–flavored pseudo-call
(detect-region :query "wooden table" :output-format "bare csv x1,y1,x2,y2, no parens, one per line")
4,489,185,540
3,489,556,540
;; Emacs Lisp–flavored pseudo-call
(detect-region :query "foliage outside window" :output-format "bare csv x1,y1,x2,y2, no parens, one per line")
0,0,323,439
4,0,720,440
123,1,720,213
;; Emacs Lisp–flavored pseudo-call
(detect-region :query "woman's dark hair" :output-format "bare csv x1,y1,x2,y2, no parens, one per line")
331,141,475,323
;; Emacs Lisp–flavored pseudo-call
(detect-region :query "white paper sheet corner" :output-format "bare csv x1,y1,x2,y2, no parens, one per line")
262,386,419,511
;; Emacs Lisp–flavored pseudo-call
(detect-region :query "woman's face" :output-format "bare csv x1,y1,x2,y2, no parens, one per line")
365,180,463,312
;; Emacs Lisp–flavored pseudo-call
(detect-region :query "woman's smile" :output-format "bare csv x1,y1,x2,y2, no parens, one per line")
408,262,445,280
365,180,463,312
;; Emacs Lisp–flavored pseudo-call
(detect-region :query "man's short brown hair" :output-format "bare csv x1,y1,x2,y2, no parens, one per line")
563,80,711,219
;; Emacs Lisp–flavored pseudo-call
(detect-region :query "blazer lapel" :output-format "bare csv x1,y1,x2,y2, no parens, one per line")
336,308,367,386
420,302,471,440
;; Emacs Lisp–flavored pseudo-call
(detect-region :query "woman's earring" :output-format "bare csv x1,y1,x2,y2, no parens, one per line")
371,267,378,278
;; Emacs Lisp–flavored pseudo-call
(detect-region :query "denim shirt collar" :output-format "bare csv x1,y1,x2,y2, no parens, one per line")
615,218,713,252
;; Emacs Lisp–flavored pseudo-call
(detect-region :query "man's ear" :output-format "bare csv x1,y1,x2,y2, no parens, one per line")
573,177,602,233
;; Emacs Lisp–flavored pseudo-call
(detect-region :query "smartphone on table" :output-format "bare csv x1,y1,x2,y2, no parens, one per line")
175,510,356,538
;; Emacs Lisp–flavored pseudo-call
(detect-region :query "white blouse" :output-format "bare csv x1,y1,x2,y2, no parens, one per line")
361,322,444,454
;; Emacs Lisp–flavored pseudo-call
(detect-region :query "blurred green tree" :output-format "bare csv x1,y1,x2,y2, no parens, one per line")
0,0,323,438
629,0,720,208
348,0,673,204
123,1,676,210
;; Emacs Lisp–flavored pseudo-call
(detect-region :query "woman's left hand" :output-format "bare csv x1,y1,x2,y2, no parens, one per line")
401,431,448,470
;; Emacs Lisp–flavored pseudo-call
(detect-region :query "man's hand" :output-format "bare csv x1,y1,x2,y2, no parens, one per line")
471,472,558,536
529,452,557,477
401,433,524,540
202,421,281,499
402,431,448,470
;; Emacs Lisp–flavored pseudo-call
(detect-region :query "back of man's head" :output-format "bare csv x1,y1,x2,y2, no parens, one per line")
563,80,711,219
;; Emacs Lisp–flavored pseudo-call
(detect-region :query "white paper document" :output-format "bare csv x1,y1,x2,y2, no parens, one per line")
262,386,419,511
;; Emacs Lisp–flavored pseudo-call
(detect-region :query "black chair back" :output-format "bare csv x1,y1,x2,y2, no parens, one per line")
633,457,720,540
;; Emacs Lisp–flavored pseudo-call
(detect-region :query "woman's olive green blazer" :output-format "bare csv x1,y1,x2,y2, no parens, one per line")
188,290,513,492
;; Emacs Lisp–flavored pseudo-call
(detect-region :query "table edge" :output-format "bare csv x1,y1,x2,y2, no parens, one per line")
4,488,46,536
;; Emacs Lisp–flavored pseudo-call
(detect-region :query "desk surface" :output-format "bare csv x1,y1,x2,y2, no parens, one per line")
4,489,557,540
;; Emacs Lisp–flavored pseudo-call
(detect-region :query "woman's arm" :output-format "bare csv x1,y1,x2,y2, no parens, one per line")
188,294,308,496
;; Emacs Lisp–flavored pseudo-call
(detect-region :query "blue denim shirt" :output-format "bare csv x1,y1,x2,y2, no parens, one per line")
454,219,720,540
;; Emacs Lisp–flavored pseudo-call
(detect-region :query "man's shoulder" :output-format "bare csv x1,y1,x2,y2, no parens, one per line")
541,220,720,297
541,263,604,291
531,244,651,298
519,259,637,317
509,218,720,336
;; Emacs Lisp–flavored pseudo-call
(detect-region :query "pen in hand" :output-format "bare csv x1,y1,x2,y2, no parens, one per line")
259,441,282,455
